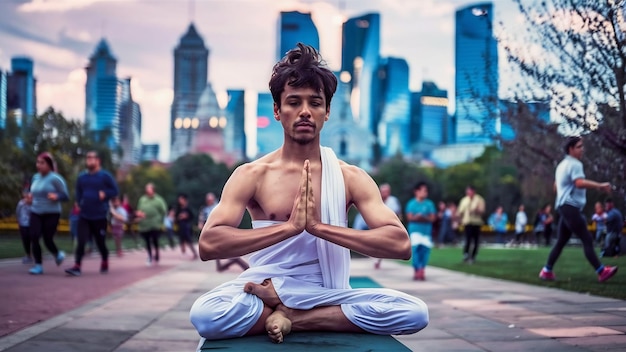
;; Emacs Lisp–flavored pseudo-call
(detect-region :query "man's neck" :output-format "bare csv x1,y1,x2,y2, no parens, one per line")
88,167,101,174
279,141,322,164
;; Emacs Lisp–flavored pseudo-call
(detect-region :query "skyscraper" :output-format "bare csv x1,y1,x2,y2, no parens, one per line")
341,13,381,158
411,81,449,148
0,69,7,130
455,2,498,143
7,57,37,127
225,89,246,161
118,77,142,165
277,11,320,60
85,39,120,149
378,57,410,157
170,23,209,161
255,92,281,156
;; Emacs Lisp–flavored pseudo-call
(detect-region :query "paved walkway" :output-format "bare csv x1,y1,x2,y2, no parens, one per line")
1,249,625,352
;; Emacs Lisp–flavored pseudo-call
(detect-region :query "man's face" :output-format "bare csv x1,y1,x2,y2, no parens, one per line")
466,187,475,197
415,186,428,200
275,84,329,145
606,202,614,211
85,152,100,170
145,184,155,197
569,139,584,160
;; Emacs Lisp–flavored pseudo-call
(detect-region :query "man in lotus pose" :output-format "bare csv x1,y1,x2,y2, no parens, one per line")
190,43,428,345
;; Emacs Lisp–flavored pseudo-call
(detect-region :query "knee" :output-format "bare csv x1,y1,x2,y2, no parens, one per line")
189,302,226,339
405,298,429,332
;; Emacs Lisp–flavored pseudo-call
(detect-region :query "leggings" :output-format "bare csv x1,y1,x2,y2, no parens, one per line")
412,244,431,270
75,218,109,265
546,205,601,271
19,226,31,257
141,230,161,262
463,224,481,259
29,213,61,264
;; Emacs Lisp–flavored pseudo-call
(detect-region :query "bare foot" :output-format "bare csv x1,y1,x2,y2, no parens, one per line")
244,279,282,308
265,309,291,343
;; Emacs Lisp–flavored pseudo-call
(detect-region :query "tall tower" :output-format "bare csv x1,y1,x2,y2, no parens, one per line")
225,89,246,161
341,13,381,150
378,57,410,158
411,81,449,148
118,77,142,165
170,23,209,161
7,57,37,127
454,2,498,143
277,11,320,60
0,69,7,130
85,39,121,149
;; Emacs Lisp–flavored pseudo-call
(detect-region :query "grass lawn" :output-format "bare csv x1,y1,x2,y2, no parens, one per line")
413,246,626,300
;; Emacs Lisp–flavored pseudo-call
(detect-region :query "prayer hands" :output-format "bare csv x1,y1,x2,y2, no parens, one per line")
288,160,321,235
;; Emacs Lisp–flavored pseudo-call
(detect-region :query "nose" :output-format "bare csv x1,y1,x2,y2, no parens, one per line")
299,102,312,118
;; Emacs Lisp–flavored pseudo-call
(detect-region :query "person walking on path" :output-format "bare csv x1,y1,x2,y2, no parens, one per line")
164,206,177,249
533,204,554,247
457,185,485,264
374,183,403,269
591,201,607,247
65,151,119,276
109,196,128,257
16,190,33,264
28,152,69,275
175,193,198,260
539,136,618,282
509,204,528,247
405,182,436,280
488,205,508,244
135,183,167,266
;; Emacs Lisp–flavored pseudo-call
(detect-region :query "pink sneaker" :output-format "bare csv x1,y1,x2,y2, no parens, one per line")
598,266,618,283
539,268,555,281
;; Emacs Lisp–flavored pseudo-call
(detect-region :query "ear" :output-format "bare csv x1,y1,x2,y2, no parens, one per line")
273,103,280,121
325,107,330,121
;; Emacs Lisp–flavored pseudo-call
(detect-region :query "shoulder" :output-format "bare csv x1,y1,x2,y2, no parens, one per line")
339,161,370,182
100,170,116,179
51,172,66,182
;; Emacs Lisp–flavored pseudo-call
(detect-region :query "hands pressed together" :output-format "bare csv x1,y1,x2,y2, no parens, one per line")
287,160,322,235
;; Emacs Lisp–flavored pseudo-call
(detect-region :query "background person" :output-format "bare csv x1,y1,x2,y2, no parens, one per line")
16,191,33,264
135,183,167,266
109,196,128,257
28,152,69,275
488,205,508,244
539,136,617,282
374,183,403,269
601,198,623,258
405,182,436,280
175,193,198,260
65,150,119,276
457,185,485,264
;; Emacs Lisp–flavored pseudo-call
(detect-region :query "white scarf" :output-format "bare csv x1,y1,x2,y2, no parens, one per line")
317,147,350,289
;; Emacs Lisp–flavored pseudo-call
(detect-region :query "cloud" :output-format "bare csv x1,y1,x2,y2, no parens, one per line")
37,68,86,120
18,0,134,13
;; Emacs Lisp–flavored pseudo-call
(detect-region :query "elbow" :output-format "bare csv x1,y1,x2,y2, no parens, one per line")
399,239,412,260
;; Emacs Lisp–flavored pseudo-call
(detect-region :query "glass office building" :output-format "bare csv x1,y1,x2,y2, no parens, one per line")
7,57,37,127
225,89,246,161
85,39,121,149
455,2,498,143
118,77,142,165
0,69,6,130
411,81,449,147
256,92,282,156
277,11,320,60
170,23,209,161
341,13,381,139
378,57,410,157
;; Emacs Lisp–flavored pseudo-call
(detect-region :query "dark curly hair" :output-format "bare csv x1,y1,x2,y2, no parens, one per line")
269,43,337,110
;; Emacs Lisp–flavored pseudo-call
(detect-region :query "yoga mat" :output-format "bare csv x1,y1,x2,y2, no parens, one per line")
200,277,410,351
199,331,411,351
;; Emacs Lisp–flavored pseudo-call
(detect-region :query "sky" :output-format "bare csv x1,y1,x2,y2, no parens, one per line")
0,0,518,160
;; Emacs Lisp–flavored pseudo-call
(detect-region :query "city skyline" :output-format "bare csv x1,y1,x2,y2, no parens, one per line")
0,0,516,161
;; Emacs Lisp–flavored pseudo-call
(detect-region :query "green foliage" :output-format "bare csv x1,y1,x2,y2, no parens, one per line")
118,162,175,208
168,154,232,217
0,107,116,216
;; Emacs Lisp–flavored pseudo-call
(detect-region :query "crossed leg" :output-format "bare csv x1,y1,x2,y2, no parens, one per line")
244,279,364,343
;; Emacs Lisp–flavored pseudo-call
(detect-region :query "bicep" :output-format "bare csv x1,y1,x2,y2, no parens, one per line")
205,167,255,229
349,171,403,229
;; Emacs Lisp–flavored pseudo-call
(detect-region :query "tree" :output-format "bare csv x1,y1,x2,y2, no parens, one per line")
168,154,232,217
500,0,626,211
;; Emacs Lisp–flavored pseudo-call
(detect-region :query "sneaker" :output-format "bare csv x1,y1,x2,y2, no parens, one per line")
539,268,556,281
22,256,33,264
29,264,43,275
65,266,81,277
598,266,618,283
146,259,152,267
100,260,109,274
55,251,65,266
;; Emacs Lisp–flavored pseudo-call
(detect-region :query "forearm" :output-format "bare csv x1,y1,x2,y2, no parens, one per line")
309,223,411,260
577,179,604,190
198,222,300,260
